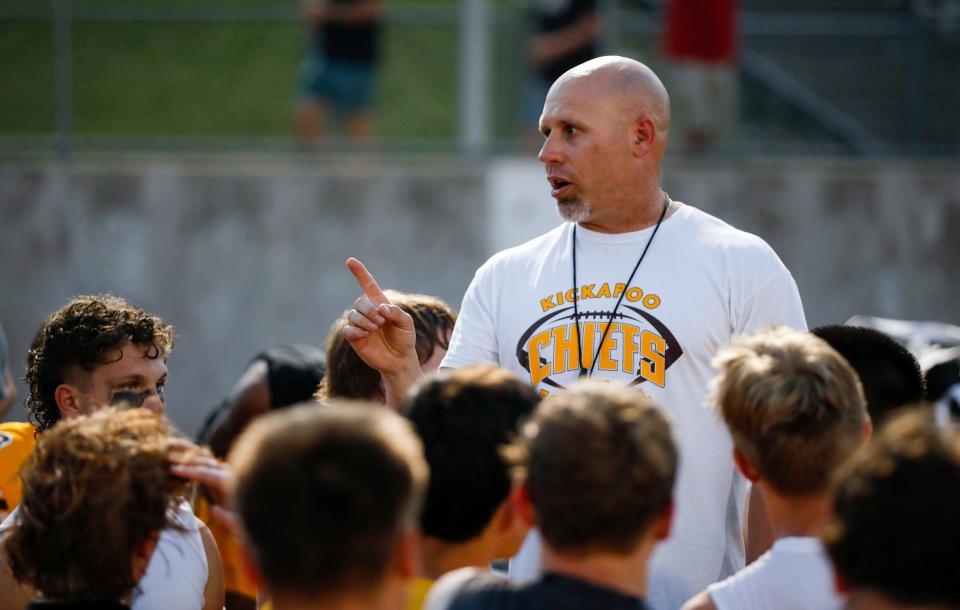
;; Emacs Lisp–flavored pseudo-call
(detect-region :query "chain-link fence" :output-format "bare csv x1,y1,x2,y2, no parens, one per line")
1,0,957,156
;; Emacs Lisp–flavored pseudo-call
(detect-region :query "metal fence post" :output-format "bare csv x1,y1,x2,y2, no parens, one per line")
459,0,490,154
53,0,73,158
904,17,928,153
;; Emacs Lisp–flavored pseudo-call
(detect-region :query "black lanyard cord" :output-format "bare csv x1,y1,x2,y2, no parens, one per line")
572,194,670,379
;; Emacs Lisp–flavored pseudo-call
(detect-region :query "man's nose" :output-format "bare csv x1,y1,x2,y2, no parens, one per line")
538,135,563,165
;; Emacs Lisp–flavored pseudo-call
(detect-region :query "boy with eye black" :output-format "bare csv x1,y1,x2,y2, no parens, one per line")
1,294,172,512
0,294,225,610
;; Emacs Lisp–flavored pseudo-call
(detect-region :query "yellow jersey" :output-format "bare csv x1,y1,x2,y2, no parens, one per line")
407,577,435,610
194,492,258,600
0,422,37,512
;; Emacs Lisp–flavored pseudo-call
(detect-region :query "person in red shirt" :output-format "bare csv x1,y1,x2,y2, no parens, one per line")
662,0,739,154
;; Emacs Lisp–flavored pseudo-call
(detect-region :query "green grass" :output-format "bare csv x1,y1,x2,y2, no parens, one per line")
0,1,530,141
0,21,56,133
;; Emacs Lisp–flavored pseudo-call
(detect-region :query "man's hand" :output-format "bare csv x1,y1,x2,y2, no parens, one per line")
343,258,421,375
342,258,424,407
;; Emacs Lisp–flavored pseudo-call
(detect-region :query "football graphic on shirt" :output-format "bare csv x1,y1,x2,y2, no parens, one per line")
515,304,683,393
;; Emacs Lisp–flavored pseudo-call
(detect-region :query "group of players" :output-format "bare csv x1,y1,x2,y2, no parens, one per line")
1,55,959,610
0,291,955,610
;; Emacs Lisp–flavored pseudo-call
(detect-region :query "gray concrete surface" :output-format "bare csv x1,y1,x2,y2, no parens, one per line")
1,154,957,435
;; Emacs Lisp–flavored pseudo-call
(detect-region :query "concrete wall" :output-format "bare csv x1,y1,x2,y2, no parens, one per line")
1,154,958,435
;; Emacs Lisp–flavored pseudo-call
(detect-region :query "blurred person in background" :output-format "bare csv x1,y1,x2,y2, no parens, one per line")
0,294,224,610
681,327,870,610
661,0,739,154
404,365,540,609
318,290,456,404
522,0,601,140
0,324,15,418
4,408,189,610
425,381,677,610
295,0,385,141
194,344,326,610
812,325,926,425
229,402,428,610
198,344,327,459
822,409,960,610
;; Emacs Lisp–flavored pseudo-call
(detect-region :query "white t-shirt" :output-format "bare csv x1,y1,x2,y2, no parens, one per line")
707,537,843,610
441,203,807,610
134,500,209,610
1,500,208,610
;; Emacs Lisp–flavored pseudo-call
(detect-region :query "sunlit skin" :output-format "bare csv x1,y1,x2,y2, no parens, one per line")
60,342,168,417
538,57,673,233
420,335,450,375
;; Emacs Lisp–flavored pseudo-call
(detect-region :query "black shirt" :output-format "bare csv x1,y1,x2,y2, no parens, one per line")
318,0,382,64
530,0,598,83
26,602,130,610
448,572,650,610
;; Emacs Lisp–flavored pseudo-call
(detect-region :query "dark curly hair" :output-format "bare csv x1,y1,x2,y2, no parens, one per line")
25,294,175,432
6,407,189,601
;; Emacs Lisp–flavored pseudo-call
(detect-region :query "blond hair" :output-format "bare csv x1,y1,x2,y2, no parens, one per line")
713,326,867,495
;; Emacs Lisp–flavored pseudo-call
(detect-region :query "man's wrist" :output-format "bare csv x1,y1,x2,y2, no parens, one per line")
383,357,422,386
382,358,424,409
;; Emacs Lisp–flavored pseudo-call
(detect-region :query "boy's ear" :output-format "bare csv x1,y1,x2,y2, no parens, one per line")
653,500,674,542
393,525,419,580
131,533,160,583
732,449,761,483
491,493,531,559
240,542,263,589
833,569,850,594
54,384,84,420
512,482,537,528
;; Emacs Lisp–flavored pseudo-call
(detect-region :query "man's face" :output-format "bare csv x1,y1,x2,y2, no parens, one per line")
68,342,168,416
538,77,630,225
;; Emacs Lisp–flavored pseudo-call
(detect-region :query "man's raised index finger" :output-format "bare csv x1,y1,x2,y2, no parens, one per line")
346,257,389,305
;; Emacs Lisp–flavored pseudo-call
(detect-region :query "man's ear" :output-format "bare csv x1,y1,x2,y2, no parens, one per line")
733,449,761,483
631,117,657,157
54,383,84,420
512,482,537,529
653,500,674,542
863,416,873,443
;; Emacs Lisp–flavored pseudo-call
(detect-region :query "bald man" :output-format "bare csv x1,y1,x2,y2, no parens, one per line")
343,56,806,609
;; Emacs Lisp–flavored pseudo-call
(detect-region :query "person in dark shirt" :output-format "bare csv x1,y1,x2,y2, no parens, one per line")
295,0,385,141
195,343,326,610
811,325,925,425
521,0,600,139
425,380,677,610
0,324,15,418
